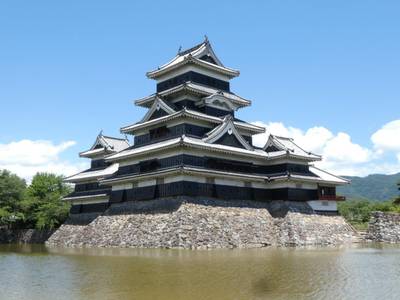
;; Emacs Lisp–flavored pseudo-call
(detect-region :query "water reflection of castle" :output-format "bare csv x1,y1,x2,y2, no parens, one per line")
63,37,348,215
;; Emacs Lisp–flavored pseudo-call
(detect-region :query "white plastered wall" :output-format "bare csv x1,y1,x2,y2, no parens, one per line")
307,200,338,211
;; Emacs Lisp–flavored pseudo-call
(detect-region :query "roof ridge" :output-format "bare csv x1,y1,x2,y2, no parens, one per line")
178,40,206,56
309,165,350,183
147,40,239,79
271,134,294,141
267,134,292,152
102,134,129,141
288,139,321,157
272,134,321,157
99,135,111,149
178,36,208,56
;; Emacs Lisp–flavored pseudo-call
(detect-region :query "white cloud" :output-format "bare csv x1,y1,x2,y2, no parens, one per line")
252,121,334,154
0,140,87,182
252,121,400,176
0,140,76,166
371,120,400,159
322,132,371,164
295,127,334,154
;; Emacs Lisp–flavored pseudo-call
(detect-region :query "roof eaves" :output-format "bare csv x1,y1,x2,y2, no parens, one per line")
146,56,239,79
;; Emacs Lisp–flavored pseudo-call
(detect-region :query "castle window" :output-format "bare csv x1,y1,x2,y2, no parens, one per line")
139,159,160,173
319,186,335,196
150,126,169,139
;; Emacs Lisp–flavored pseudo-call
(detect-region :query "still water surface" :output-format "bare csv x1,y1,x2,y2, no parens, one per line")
0,244,399,300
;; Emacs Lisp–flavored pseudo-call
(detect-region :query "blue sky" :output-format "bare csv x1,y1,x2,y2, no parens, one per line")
1,0,400,180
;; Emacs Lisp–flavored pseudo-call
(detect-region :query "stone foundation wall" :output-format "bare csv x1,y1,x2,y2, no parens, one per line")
47,198,277,249
46,198,357,248
366,212,400,243
0,229,55,244
277,212,355,246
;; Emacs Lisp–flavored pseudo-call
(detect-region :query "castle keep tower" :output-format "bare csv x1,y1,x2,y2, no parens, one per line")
64,38,348,215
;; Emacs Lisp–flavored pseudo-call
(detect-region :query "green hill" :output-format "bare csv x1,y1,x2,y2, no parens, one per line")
337,173,400,201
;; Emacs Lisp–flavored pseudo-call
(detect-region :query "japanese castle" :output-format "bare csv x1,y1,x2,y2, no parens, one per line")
64,37,348,215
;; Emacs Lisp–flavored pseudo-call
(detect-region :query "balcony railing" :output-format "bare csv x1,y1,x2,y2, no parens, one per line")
318,195,346,201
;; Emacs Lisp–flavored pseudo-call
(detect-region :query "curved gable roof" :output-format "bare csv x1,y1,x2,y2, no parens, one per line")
146,38,239,79
263,134,321,160
79,132,130,158
135,82,251,108
203,115,253,150
139,97,176,123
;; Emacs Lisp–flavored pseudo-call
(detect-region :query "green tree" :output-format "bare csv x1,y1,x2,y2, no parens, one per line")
394,182,400,205
0,170,26,228
22,173,71,229
338,200,372,224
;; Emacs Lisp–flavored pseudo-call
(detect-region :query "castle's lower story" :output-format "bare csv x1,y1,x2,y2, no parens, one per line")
64,136,347,216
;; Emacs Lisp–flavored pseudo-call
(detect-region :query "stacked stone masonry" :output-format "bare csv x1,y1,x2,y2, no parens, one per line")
47,199,356,248
366,211,400,243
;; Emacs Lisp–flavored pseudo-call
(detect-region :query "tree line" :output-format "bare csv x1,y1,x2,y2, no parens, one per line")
338,183,400,230
0,170,71,230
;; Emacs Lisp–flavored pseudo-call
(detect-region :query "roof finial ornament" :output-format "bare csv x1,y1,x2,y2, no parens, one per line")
177,45,182,54
204,35,209,43
99,129,103,136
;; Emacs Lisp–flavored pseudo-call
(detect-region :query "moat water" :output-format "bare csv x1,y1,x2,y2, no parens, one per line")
0,244,399,300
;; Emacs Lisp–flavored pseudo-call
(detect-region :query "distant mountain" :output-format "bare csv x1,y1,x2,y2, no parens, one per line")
337,173,400,201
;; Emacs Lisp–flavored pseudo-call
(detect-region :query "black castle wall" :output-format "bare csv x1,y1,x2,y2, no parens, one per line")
214,133,246,149
90,159,111,169
115,154,313,178
109,182,318,203
70,202,109,214
203,106,233,117
134,123,211,147
157,71,230,92
70,182,319,214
